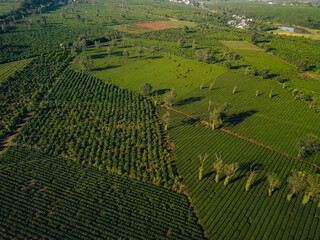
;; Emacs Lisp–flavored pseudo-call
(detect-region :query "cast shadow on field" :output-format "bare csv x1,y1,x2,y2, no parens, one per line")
251,177,266,188
229,175,245,184
227,110,258,126
181,118,197,126
92,65,119,71
145,56,163,60
203,171,215,179
91,54,109,59
239,162,263,172
176,96,204,106
152,89,170,96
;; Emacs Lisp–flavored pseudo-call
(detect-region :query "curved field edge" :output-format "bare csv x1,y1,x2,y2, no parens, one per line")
0,146,205,240
0,58,33,82
164,110,320,240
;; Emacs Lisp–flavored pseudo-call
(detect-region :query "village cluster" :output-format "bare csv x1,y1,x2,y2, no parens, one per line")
228,15,253,30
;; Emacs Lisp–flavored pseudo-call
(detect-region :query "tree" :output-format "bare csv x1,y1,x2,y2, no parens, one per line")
213,154,223,183
287,170,306,201
94,41,101,52
123,50,129,58
297,59,310,71
162,112,170,131
164,89,177,106
296,135,320,158
192,40,197,49
198,153,209,180
74,13,80,20
244,67,257,76
139,82,152,96
1,22,7,33
210,103,231,129
224,60,232,69
79,56,93,72
250,31,259,44
224,163,239,185
71,41,82,56
245,165,257,191
177,38,184,48
302,174,320,205
259,68,270,79
267,173,280,196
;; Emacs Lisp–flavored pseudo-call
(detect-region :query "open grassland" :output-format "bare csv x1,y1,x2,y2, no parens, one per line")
0,146,204,239
71,43,227,97
0,58,32,82
220,41,261,50
234,49,297,75
171,71,320,164
164,110,320,240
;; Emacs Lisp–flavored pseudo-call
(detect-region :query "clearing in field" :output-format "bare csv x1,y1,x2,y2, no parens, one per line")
114,21,180,33
71,43,227,97
220,40,262,50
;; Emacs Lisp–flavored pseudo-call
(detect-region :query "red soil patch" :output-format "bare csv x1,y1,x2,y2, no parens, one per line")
135,22,179,31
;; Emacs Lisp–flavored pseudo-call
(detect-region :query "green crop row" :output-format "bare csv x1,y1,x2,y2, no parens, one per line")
170,70,320,164
0,146,205,239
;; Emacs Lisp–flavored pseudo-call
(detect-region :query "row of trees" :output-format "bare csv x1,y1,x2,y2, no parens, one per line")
198,153,320,205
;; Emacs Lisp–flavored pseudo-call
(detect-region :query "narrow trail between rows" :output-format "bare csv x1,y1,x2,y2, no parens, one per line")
161,104,320,169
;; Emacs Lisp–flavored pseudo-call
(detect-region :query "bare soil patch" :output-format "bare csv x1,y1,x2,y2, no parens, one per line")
135,22,180,31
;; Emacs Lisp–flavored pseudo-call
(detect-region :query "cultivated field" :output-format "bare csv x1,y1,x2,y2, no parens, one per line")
0,58,32,82
220,41,261,50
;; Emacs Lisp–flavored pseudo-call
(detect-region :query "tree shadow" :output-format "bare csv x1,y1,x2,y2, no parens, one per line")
268,73,279,79
227,110,258,126
251,177,266,188
203,171,215,179
145,56,163,60
229,174,245,184
270,94,279,98
231,64,249,70
239,162,263,172
152,89,170,96
181,118,197,126
176,96,204,106
92,65,120,71
91,54,109,59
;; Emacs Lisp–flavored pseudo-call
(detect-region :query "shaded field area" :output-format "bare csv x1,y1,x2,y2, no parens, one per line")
0,58,32,82
164,110,320,240
0,146,205,239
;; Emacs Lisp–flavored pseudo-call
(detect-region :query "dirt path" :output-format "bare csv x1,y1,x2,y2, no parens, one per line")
161,104,320,169
298,72,320,81
0,112,33,155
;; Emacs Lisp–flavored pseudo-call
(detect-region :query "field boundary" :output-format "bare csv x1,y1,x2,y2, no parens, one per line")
161,104,320,169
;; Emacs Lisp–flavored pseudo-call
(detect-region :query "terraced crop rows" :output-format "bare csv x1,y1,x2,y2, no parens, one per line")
164,109,320,239
0,146,204,239
173,71,320,164
0,58,32,82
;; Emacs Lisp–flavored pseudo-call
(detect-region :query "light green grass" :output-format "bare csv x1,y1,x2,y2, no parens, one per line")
234,49,297,75
0,58,32,82
220,40,261,50
70,43,227,97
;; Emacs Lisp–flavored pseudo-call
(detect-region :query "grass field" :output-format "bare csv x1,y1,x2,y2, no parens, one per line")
170,70,320,164
0,146,204,239
164,110,320,239
0,58,32,82
220,41,261,50
71,43,227,97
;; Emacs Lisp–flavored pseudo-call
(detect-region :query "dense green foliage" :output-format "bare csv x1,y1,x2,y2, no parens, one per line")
164,110,320,239
14,69,179,188
0,51,71,140
0,146,204,239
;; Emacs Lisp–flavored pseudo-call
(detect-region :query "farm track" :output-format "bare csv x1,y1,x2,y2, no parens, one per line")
161,104,320,169
0,112,33,155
